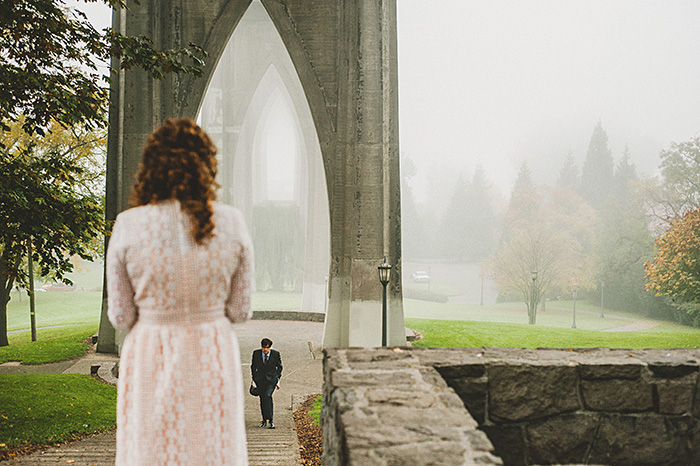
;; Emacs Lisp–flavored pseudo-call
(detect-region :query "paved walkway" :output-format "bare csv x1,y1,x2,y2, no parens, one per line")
600,319,661,332
0,319,324,465
547,306,662,332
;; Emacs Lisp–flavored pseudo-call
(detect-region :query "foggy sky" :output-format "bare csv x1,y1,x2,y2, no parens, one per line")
398,0,700,200
72,1,700,201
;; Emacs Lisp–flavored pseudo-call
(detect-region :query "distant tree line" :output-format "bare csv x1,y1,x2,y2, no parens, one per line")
402,122,700,326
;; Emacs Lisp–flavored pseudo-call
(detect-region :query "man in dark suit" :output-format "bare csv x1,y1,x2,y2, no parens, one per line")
251,337,283,429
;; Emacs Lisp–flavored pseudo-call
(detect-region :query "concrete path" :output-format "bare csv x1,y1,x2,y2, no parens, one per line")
601,319,661,333
546,306,661,332
7,324,78,335
0,319,324,466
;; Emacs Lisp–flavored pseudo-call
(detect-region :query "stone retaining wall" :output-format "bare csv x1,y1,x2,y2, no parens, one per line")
251,310,325,322
322,347,700,466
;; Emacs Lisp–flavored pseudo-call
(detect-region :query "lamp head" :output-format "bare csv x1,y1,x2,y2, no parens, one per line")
378,257,392,286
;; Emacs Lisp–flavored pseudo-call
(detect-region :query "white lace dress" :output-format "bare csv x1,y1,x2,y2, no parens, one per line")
107,200,253,466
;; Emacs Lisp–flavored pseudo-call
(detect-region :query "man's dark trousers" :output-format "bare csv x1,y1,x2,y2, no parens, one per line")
259,383,276,422
251,348,283,423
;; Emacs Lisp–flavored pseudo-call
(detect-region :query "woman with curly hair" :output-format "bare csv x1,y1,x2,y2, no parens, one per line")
107,118,253,465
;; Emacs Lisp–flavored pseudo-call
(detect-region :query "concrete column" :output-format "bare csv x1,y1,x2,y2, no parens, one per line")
322,0,404,348
99,2,163,353
301,142,331,313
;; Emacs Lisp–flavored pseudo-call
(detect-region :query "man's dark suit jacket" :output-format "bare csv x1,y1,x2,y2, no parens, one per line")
251,349,283,386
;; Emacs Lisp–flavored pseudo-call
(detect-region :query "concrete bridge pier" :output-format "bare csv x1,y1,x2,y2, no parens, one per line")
98,0,404,353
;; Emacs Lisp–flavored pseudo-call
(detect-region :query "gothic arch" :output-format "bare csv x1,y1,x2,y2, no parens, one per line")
198,4,330,312
100,0,404,352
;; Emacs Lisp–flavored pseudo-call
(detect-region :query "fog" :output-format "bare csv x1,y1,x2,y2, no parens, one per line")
397,0,700,199
73,1,700,198
68,1,700,319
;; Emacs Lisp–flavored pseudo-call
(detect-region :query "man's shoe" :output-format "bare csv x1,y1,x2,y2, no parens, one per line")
268,421,275,429
259,420,267,428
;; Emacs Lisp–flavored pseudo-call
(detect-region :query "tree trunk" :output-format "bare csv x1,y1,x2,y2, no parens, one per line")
28,241,36,342
0,251,13,347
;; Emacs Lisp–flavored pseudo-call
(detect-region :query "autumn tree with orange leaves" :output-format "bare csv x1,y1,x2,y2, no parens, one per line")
645,208,700,303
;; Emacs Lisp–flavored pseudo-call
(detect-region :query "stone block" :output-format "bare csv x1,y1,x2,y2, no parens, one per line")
482,347,537,361
526,413,599,465
436,363,486,379
419,367,451,389
581,379,653,412
656,379,695,415
691,422,700,466
346,440,476,466
693,374,700,418
344,347,416,364
649,362,699,379
341,405,476,448
328,388,358,415
488,364,579,422
365,387,437,409
370,404,478,431
465,429,500,456
412,347,488,367
323,349,348,374
330,369,420,388
579,363,642,380
481,424,526,466
443,376,488,424
588,415,693,465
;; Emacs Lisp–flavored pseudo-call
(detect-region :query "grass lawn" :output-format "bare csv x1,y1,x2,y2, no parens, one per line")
6,290,302,333
406,318,700,349
0,374,116,453
6,291,102,332
0,325,97,365
404,299,635,330
252,291,302,310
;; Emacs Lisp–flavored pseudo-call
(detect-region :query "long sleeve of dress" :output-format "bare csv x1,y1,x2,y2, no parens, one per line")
107,217,138,330
225,213,254,324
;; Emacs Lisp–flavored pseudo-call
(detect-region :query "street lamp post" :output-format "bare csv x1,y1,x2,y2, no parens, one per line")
529,270,538,325
378,258,392,347
480,275,484,306
600,281,605,318
572,283,578,329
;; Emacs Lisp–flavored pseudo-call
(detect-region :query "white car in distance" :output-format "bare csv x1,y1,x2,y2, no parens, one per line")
411,271,430,283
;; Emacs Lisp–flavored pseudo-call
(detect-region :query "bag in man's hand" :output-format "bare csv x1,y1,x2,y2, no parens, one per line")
249,381,259,397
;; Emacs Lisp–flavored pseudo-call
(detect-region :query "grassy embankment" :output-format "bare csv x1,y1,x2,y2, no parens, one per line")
1,288,113,459
406,318,700,349
0,374,117,456
404,298,700,348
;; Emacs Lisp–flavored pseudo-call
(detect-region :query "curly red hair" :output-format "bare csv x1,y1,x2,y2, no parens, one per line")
130,118,219,244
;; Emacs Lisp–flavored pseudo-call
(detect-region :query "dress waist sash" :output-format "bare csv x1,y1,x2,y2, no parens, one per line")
137,307,227,325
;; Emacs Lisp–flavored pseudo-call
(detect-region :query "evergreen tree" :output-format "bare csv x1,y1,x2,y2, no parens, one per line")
614,145,637,203
503,161,539,237
439,174,471,260
594,147,662,316
580,122,615,209
400,155,428,260
557,151,579,190
463,165,496,261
